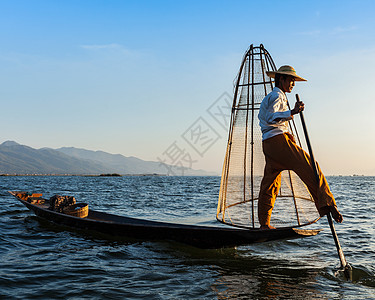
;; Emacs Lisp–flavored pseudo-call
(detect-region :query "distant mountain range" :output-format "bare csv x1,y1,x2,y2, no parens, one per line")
0,141,215,176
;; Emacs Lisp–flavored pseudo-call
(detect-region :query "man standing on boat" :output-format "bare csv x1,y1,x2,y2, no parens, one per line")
257,65,343,230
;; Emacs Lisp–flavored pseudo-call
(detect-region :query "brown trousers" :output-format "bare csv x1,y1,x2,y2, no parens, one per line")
258,132,336,226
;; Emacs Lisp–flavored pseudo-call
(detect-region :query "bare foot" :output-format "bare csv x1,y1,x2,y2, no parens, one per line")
330,206,343,223
320,206,343,223
260,225,276,230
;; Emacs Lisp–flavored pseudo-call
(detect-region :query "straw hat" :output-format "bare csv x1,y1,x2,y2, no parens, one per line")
266,65,307,81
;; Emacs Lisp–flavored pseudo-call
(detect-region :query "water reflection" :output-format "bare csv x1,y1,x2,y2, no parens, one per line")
210,258,324,299
213,272,324,299
2,175,375,299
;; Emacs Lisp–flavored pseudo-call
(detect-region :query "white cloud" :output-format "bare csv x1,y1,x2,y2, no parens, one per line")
297,25,358,37
80,43,123,50
330,25,358,35
296,30,321,36
79,43,138,57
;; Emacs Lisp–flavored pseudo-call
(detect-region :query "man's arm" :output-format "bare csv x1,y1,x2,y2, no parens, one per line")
291,100,305,115
273,100,305,122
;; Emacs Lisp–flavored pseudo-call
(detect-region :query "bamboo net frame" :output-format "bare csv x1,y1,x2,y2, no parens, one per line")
217,44,320,229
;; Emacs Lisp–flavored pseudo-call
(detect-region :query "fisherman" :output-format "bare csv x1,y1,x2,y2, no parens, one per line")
257,65,343,230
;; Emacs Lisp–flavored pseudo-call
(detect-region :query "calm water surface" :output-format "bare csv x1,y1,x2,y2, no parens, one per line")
0,175,374,299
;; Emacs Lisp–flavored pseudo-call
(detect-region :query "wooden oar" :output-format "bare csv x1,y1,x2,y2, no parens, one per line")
295,94,351,280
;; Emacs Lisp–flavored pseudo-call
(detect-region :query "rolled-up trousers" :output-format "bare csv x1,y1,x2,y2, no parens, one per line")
258,132,336,226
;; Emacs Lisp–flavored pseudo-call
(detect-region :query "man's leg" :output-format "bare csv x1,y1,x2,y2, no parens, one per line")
258,160,282,228
281,134,343,222
294,158,342,222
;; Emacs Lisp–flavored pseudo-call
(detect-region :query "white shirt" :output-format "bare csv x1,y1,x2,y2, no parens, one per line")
258,87,293,141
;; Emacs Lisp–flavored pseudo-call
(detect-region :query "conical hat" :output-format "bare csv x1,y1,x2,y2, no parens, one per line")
266,65,307,81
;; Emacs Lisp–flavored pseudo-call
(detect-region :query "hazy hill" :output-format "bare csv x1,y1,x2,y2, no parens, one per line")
0,141,214,175
56,147,156,174
0,141,111,174
55,147,212,175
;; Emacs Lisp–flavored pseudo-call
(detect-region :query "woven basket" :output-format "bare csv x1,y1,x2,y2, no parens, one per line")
63,203,89,218
28,197,45,204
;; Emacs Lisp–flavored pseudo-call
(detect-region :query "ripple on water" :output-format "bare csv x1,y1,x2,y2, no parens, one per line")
1,176,375,299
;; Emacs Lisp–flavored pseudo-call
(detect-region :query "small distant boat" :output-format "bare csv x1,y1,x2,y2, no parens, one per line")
9,191,321,249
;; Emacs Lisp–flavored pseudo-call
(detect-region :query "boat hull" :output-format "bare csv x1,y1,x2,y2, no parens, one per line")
9,191,321,249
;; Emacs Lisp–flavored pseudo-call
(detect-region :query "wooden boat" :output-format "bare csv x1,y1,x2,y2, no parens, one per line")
9,191,321,249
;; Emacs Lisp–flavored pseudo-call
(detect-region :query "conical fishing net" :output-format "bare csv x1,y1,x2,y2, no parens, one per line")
217,44,320,229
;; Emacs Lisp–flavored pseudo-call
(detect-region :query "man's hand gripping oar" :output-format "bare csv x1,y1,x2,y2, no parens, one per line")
295,94,352,280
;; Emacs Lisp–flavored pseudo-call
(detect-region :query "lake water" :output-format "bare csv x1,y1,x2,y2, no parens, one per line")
1,175,374,299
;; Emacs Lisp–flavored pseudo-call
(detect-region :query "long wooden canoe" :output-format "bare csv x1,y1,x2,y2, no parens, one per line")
9,191,321,249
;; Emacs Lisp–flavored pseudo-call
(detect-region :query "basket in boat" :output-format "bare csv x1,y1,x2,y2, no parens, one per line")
63,203,89,218
16,192,43,201
28,197,45,204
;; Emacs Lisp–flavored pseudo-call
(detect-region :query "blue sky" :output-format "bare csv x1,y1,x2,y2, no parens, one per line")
1,0,374,175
